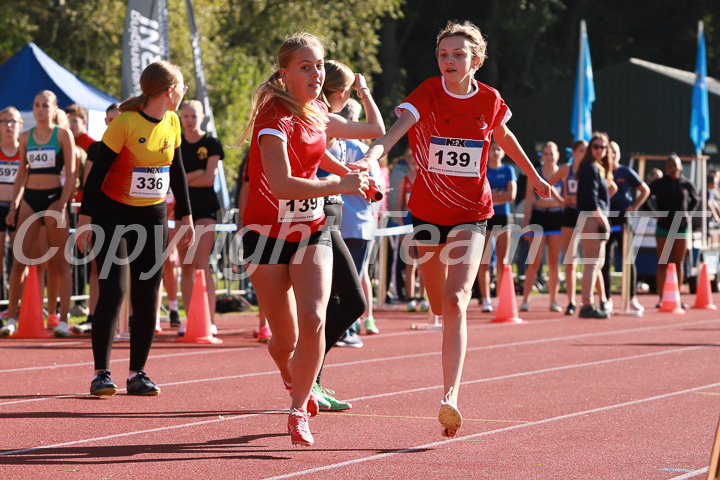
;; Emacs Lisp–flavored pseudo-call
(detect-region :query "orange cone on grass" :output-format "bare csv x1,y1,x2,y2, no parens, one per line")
176,270,222,344
492,264,524,324
693,262,717,310
14,265,51,338
659,262,685,314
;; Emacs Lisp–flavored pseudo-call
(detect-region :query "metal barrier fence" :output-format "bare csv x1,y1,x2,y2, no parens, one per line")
0,205,250,309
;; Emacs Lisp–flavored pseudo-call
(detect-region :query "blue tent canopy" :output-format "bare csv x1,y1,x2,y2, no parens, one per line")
0,42,118,111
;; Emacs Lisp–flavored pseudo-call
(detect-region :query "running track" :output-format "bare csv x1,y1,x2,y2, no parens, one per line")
0,293,718,479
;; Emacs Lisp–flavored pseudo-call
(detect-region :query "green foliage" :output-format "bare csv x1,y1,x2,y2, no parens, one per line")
1,0,718,182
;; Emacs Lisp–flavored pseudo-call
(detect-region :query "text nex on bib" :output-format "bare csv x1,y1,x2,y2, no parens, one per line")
130,166,170,198
428,136,483,178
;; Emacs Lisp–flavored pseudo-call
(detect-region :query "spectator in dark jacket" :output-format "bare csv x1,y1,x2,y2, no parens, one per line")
576,132,613,319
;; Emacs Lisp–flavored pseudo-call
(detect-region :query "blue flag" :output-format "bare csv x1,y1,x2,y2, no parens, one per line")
690,21,710,152
570,20,595,142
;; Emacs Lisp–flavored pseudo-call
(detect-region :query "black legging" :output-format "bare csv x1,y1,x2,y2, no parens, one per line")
602,213,636,298
91,194,167,372
317,203,366,384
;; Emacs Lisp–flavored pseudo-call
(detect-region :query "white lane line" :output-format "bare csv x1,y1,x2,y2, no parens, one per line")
0,347,251,374
344,345,705,403
0,324,715,407
0,341,85,349
261,380,720,480
0,410,283,456
2,377,717,480
0,318,713,375
666,468,708,479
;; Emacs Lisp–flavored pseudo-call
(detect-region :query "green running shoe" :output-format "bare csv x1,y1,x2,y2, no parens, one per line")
312,382,332,410
316,384,352,411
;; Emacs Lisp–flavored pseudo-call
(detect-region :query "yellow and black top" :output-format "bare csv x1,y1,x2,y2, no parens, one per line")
80,110,191,217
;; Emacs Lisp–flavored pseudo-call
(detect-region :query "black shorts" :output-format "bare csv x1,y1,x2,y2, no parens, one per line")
23,187,63,214
487,214,511,231
176,187,219,221
411,216,487,245
562,207,579,228
0,203,15,232
529,208,563,235
241,228,332,265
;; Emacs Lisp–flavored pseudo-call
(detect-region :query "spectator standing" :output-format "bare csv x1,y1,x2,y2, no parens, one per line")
648,154,699,308
477,140,516,312
576,132,613,319
520,141,564,312
603,141,649,312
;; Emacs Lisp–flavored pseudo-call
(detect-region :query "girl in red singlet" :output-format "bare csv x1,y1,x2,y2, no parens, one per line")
361,21,551,438
0,107,22,336
237,33,369,447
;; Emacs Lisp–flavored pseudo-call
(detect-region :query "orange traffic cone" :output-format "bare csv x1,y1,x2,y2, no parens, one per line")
693,262,717,310
492,264,524,324
659,263,685,314
14,265,51,338
176,270,222,344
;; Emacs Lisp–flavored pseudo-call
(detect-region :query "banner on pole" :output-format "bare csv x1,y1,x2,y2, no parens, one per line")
121,0,169,100
690,20,710,152
185,0,230,210
570,20,595,142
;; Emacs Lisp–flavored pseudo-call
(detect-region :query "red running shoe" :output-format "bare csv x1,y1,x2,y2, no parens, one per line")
257,325,272,343
288,408,313,447
285,384,320,417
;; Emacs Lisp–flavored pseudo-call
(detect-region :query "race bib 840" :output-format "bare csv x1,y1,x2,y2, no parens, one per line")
27,147,56,170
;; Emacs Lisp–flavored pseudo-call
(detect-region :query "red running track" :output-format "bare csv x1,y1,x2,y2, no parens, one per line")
0,293,718,479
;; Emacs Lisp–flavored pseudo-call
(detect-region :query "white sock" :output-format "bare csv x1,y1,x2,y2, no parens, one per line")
283,379,292,390
168,300,178,311
128,372,138,381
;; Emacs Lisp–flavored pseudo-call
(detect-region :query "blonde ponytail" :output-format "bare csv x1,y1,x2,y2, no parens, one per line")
235,33,327,148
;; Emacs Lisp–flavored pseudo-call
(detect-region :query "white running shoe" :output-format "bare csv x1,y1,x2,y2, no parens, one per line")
53,322,70,338
481,298,493,313
407,299,418,312
210,324,218,336
0,318,17,336
630,298,645,312
438,387,463,438
519,301,529,312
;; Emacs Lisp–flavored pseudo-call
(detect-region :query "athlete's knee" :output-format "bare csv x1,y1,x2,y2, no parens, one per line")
297,311,325,335
268,334,297,356
443,290,468,316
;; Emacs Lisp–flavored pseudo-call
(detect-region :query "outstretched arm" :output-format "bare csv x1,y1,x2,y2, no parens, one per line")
493,124,550,199
360,109,417,164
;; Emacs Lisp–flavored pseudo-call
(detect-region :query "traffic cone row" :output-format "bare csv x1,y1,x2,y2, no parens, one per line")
693,262,717,310
492,264,524,324
14,265,51,339
176,269,222,344
659,263,685,314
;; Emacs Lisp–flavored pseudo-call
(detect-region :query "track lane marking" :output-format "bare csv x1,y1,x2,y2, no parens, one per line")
2,378,717,480
261,380,720,479
0,318,714,375
0,334,712,407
